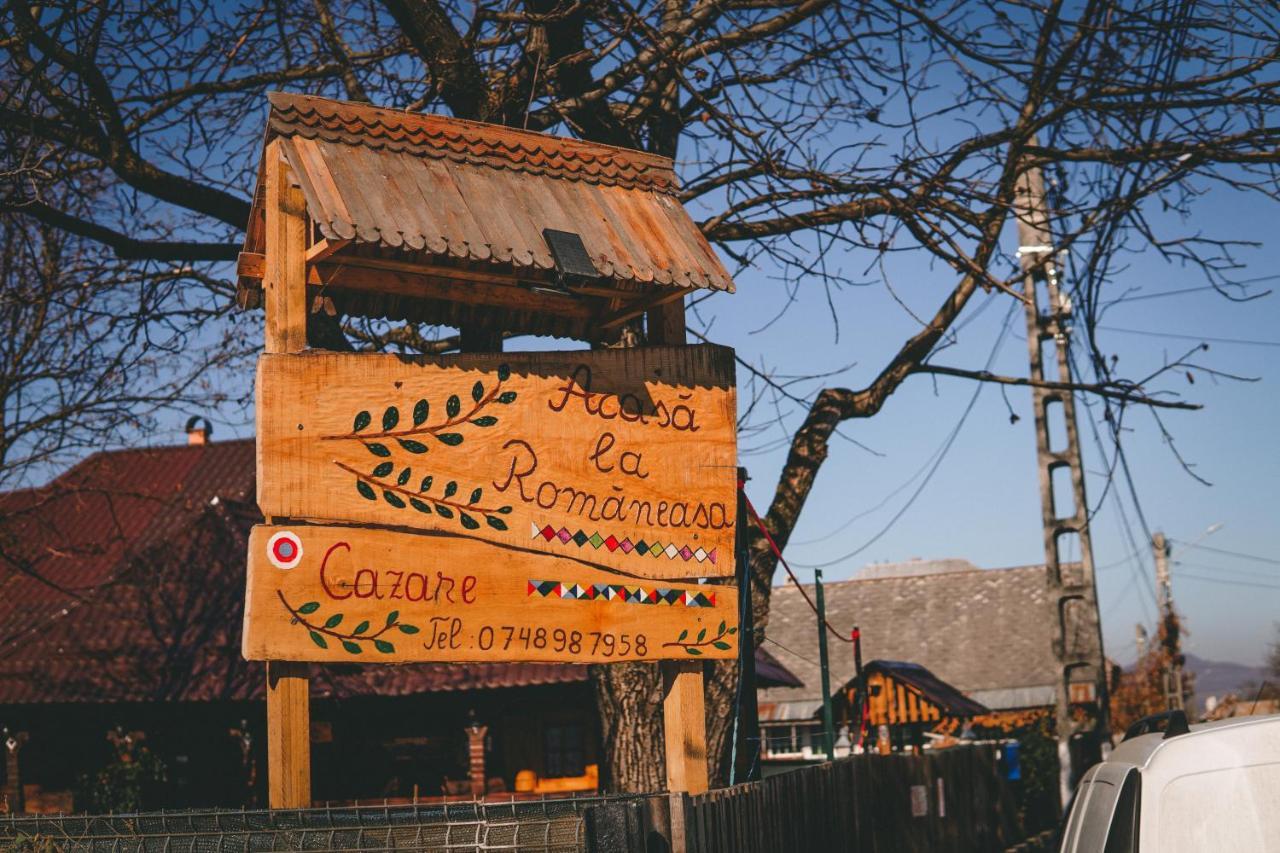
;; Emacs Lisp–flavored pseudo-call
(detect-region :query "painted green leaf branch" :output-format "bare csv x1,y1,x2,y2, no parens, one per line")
324,365,519,531
322,364,517,450
336,459,513,532
277,591,416,656
663,621,738,655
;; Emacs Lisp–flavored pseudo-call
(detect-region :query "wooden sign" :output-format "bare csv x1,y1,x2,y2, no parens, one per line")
257,345,736,579
243,525,739,663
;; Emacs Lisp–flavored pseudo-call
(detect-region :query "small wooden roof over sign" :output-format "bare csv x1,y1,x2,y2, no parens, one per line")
237,93,733,340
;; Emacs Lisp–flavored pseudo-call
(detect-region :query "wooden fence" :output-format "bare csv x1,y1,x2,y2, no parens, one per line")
586,745,1024,853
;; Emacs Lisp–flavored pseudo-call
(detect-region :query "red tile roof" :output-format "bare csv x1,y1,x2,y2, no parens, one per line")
0,439,797,704
0,440,583,704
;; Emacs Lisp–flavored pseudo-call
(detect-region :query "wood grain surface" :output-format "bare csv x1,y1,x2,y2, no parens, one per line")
256,345,737,579
243,524,739,664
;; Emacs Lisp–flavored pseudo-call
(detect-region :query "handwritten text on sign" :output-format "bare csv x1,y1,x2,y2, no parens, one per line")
256,346,737,579
242,525,739,663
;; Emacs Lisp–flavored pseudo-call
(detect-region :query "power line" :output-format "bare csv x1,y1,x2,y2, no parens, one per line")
791,302,1018,569
1171,540,1280,566
1105,285,1257,304
1173,560,1278,581
1176,573,1280,592
1098,326,1280,348
763,636,821,669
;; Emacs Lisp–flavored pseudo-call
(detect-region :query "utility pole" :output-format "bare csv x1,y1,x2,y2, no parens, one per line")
1015,161,1110,808
1152,531,1172,610
814,570,836,761
1135,624,1148,661
1151,531,1184,711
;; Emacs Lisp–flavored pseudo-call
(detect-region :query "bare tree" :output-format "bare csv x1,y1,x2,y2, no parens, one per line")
3,0,1278,790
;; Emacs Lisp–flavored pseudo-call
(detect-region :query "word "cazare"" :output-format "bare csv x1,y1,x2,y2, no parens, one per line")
319,542,477,604
547,364,701,432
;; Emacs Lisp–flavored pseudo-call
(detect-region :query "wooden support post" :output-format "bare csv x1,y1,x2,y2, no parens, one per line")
650,289,708,797
266,662,311,808
662,660,709,795
263,138,311,810
264,140,308,355
646,299,686,345
460,326,504,353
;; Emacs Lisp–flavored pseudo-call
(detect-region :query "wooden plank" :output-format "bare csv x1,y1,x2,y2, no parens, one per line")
662,660,709,795
648,296,687,345
600,287,692,332
266,660,311,808
264,140,308,354
243,524,738,664
256,346,737,579
305,238,350,263
262,139,311,814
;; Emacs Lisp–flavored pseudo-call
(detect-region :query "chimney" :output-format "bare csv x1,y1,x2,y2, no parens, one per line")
185,416,212,446
466,716,488,798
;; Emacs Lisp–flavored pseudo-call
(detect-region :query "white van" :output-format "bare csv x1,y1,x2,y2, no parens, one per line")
1058,711,1280,852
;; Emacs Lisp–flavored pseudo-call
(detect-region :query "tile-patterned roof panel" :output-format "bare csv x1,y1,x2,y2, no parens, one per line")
759,561,1066,712
243,93,733,294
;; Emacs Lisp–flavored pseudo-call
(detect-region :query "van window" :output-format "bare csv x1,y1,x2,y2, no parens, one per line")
1103,769,1139,853
1059,764,1139,853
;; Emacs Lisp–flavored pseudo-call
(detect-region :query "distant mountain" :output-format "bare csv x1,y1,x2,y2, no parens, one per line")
1185,653,1269,708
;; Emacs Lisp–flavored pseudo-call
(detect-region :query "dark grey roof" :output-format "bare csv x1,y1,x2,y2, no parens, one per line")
759,562,1061,712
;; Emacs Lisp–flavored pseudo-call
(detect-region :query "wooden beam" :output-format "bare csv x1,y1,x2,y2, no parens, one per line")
460,326,504,352
647,299,687,345
313,261,596,319
263,141,308,354
262,140,311,810
241,251,652,307
662,660,709,794
599,287,692,332
266,661,311,808
305,238,350,263
317,253,526,286
239,251,597,319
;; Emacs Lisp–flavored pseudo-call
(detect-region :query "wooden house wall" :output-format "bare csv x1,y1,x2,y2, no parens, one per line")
0,681,597,811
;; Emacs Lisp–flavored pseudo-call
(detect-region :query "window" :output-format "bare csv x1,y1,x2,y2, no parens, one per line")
543,723,585,778
1103,770,1140,853
763,725,795,755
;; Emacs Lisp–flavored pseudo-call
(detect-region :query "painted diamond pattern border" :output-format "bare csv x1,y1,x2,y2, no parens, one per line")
527,580,717,608
530,522,717,564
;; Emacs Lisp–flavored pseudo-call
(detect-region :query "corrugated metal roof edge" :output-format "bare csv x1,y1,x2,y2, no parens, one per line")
770,562,1053,591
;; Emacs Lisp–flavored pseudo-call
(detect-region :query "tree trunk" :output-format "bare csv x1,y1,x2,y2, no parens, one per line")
591,662,665,792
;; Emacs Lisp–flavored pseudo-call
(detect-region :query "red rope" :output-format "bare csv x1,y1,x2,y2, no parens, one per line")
740,483,853,644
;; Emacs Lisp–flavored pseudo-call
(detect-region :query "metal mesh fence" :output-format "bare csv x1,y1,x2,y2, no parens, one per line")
0,795,639,853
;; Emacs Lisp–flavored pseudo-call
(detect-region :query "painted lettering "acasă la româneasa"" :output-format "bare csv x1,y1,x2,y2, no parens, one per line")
546,365,702,431
491,437,731,530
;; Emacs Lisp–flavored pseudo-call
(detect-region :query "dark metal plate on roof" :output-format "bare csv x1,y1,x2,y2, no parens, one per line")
542,229,599,279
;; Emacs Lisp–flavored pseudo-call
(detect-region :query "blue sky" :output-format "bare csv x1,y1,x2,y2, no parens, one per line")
696,184,1279,669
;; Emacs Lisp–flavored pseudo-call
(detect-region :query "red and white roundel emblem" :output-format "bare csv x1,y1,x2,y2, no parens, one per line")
267,531,303,570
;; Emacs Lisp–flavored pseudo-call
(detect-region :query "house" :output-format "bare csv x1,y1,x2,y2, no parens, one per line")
0,430,797,811
758,558,1062,764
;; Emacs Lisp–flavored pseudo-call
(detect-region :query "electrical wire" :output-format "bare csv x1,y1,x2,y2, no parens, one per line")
763,636,822,669
1098,326,1280,348
1175,573,1280,591
789,301,1019,569
1171,541,1280,566
741,486,853,643
1173,560,1278,581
